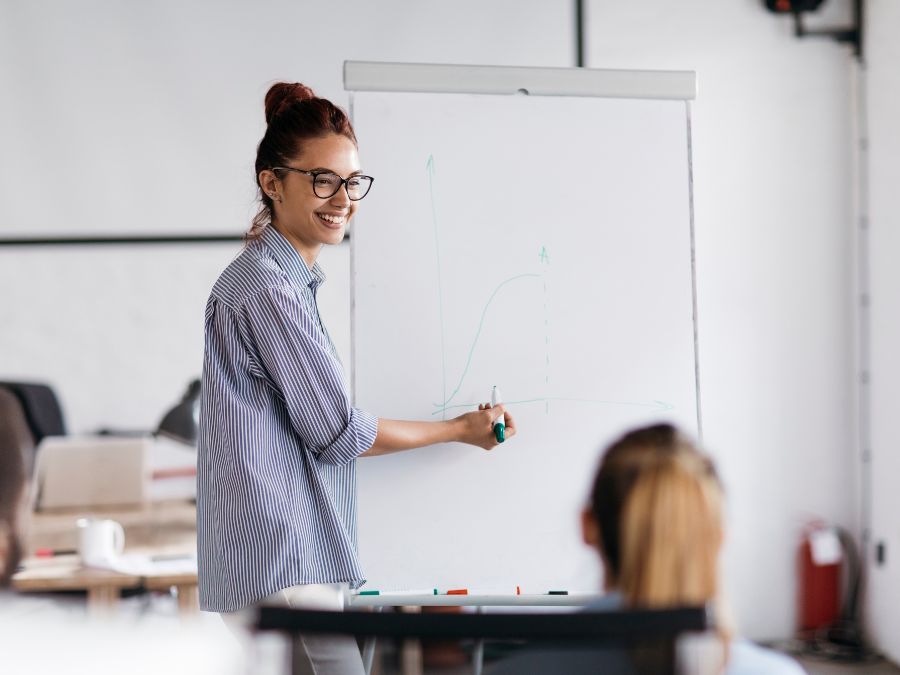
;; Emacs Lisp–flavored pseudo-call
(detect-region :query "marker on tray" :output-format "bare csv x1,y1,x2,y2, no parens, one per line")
547,590,568,595
35,548,77,558
491,386,506,443
434,588,469,595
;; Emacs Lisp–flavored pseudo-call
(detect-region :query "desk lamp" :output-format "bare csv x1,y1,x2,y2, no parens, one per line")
156,379,201,445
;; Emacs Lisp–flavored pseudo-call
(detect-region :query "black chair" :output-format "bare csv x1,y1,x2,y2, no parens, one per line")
0,381,67,443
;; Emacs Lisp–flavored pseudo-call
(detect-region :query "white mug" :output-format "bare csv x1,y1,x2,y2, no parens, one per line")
76,517,125,567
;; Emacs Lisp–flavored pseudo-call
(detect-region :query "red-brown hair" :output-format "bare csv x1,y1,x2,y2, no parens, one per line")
248,82,358,239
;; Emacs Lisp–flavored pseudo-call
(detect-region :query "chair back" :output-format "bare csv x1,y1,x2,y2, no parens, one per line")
0,381,66,444
0,387,35,483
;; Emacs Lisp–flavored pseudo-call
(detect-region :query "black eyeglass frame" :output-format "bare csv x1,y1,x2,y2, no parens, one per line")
271,166,375,201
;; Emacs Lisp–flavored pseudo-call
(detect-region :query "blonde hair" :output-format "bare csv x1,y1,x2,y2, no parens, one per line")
589,424,733,661
618,447,722,607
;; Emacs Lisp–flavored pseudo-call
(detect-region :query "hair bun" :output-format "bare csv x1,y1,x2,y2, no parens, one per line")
264,82,316,125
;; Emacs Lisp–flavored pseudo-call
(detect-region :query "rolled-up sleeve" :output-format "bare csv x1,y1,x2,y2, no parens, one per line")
237,283,377,465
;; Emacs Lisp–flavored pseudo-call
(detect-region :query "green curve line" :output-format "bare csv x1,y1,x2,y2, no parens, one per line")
433,272,542,409
426,154,448,420
431,397,675,416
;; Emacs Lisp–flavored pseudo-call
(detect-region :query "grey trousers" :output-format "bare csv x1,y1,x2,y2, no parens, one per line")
223,583,365,675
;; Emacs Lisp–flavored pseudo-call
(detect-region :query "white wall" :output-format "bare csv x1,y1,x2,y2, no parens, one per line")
0,0,573,430
0,0,574,235
586,1,856,640
864,0,900,663
0,0,862,643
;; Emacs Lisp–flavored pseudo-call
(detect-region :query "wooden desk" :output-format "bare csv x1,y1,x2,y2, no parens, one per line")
143,570,200,613
12,500,198,614
13,554,142,612
25,499,197,551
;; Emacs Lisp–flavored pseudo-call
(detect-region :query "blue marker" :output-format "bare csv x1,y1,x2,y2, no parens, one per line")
492,386,506,443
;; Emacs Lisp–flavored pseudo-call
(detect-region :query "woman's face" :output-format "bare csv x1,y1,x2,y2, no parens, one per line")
264,133,361,267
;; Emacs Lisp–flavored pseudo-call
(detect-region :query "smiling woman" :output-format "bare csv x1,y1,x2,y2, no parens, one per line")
258,134,362,265
197,82,518,674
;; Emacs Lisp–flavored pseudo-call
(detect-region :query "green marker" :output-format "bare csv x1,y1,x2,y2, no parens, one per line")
358,590,380,596
491,386,506,443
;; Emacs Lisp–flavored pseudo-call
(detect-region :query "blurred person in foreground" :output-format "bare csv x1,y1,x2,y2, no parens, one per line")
0,414,248,675
491,423,806,675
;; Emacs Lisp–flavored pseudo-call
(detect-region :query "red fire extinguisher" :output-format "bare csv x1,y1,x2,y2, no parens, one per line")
797,523,842,639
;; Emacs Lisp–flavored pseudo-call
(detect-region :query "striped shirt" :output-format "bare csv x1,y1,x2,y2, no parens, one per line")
197,225,378,613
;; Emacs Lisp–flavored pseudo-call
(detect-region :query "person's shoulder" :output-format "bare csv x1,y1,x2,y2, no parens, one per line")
726,640,807,675
583,591,623,612
209,241,289,309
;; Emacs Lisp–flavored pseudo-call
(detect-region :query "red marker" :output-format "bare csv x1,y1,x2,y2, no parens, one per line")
35,548,77,558
447,588,468,595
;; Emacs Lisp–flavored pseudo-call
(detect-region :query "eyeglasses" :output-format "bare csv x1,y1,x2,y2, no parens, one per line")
271,167,374,201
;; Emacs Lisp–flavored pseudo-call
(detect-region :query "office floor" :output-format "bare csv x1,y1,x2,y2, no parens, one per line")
368,645,900,675
795,655,900,674
381,654,900,675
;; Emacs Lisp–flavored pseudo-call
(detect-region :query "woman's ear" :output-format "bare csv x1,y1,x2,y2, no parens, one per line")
581,507,600,548
258,170,280,201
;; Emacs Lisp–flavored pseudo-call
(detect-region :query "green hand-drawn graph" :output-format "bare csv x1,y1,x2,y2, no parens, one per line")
426,154,674,419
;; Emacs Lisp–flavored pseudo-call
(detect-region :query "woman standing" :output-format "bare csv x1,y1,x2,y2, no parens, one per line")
198,82,514,671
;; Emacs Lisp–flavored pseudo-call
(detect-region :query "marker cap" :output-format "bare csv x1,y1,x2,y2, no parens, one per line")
494,423,505,443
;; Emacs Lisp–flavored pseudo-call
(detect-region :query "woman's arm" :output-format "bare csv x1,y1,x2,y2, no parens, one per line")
238,286,377,465
361,404,515,457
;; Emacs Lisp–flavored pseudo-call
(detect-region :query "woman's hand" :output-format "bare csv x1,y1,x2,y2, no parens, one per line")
454,403,516,451
365,404,517,456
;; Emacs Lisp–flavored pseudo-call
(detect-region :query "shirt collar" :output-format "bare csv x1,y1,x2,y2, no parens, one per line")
259,226,326,289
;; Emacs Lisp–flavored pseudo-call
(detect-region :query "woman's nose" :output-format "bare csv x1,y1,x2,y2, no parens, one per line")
330,184,351,206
